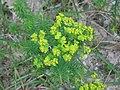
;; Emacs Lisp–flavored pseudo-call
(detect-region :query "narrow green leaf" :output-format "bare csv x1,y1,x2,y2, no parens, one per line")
95,50,117,72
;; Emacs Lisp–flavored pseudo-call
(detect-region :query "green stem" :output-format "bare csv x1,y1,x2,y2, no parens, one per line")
57,67,63,84
59,73,63,84
72,0,80,20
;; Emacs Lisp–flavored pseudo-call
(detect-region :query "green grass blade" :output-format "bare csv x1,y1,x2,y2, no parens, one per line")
0,81,4,90
95,50,117,72
71,0,80,20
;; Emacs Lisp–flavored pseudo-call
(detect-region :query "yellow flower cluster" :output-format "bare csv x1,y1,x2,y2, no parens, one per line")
38,30,49,53
79,73,106,90
83,46,91,54
50,13,93,59
31,13,94,67
52,46,61,56
31,30,59,67
33,58,43,68
91,72,98,79
63,54,72,61
31,33,38,42
44,56,58,66
50,13,94,42
79,82,106,90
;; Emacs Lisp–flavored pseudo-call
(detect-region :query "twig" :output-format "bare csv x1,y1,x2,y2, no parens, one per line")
104,70,112,84
89,20,114,37
93,37,105,50
3,34,19,41
15,69,24,90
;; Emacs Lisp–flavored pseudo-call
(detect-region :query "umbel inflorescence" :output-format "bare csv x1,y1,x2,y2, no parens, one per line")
31,13,94,68
79,73,106,90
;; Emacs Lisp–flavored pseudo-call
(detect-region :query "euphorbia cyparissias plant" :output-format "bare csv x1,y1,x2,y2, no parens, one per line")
31,13,93,68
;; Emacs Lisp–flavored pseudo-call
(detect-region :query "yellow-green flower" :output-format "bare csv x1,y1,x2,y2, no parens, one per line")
44,56,51,66
79,86,84,90
33,58,43,68
91,72,98,79
63,54,72,61
63,17,69,26
63,17,74,26
59,36,67,44
39,45,48,53
33,58,38,66
59,13,64,17
68,17,74,26
74,29,79,35
56,15,61,21
80,53,85,59
31,33,38,42
56,20,61,26
88,26,94,32
83,83,89,90
50,26,57,35
74,22,79,27
79,82,106,90
78,35,85,41
51,58,58,66
83,46,91,54
65,27,72,34
61,44,70,52
52,47,61,56
78,23,83,28
74,40,79,45
95,82,106,89
39,30,45,38
55,32,62,39
79,29,83,35
39,38,48,46
69,45,75,55
69,44,78,55
87,35,93,41
89,83,97,90
56,15,62,26
71,28,75,34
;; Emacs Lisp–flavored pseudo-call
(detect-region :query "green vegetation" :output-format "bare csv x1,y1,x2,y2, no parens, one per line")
0,0,120,90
